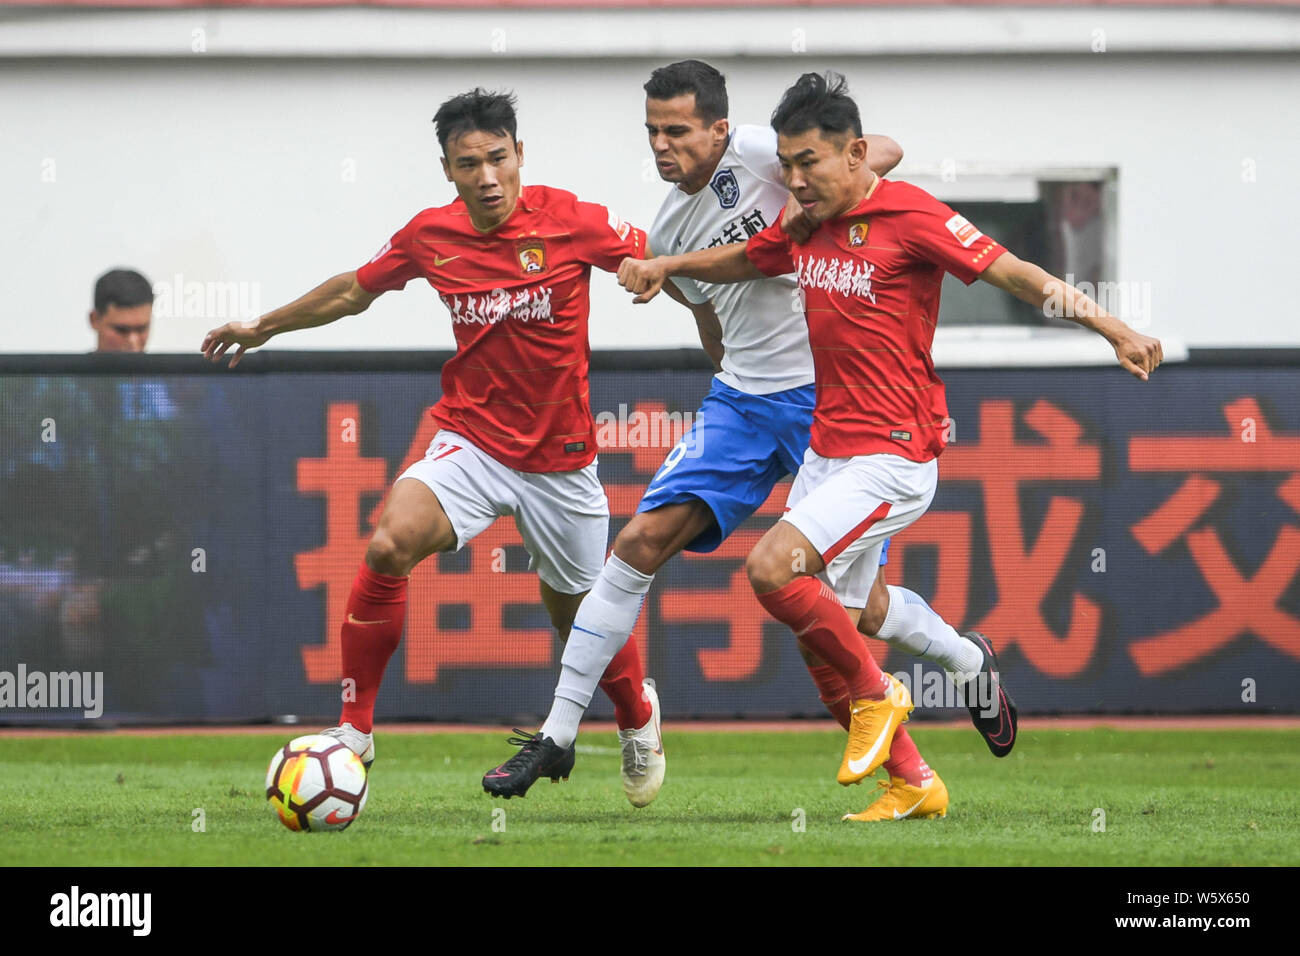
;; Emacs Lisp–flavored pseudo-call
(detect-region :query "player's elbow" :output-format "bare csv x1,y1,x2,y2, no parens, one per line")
874,137,904,174
339,276,378,316
985,252,1039,300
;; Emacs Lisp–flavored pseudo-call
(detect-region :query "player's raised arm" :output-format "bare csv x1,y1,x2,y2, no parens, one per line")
617,243,762,304
979,252,1163,381
201,271,380,369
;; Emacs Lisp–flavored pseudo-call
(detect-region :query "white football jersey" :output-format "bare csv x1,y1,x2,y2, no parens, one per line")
648,125,814,395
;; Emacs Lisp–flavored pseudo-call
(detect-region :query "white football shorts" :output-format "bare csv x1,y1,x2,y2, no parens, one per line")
396,429,609,595
783,450,938,608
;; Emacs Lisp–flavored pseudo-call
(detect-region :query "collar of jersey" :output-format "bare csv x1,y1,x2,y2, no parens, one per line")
449,188,535,235
827,175,886,223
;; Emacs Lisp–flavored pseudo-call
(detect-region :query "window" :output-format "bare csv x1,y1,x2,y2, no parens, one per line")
902,167,1118,327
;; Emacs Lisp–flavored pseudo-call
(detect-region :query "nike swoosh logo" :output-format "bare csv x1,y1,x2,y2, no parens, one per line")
847,710,899,775
893,795,929,819
347,613,390,626
433,255,461,266
974,675,1001,719
484,768,511,779
324,808,357,825
988,688,1015,745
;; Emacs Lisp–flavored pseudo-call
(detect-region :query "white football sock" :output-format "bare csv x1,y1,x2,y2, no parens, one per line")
540,554,653,748
541,698,586,744
874,585,984,685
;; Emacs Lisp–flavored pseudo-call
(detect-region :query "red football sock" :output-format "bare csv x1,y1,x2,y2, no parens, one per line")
883,725,932,787
338,561,408,734
756,577,888,700
599,636,652,729
805,661,851,731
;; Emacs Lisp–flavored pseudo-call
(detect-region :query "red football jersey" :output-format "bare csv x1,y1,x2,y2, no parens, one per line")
357,184,647,472
746,177,1005,462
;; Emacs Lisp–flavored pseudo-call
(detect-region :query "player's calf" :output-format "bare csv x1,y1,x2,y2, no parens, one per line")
337,561,407,739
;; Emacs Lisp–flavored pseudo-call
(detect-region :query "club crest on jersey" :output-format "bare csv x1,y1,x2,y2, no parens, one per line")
516,239,547,275
710,168,741,209
847,220,870,247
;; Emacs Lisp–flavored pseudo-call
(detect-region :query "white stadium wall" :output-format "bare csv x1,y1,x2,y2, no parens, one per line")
1,4,1297,354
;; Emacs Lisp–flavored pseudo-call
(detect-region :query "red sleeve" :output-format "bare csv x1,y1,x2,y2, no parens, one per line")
356,218,421,293
896,187,1005,285
572,201,648,272
745,218,797,277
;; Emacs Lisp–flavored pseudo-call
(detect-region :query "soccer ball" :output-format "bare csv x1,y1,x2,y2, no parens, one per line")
265,734,369,832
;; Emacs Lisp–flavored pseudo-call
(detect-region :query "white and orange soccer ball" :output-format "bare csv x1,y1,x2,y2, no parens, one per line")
265,734,369,832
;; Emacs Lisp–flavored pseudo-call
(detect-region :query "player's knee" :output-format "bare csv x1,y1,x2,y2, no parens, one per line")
746,544,793,595
612,516,669,575
365,531,415,577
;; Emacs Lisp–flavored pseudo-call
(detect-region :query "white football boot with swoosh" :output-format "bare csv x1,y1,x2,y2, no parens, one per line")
618,679,665,808
320,722,375,770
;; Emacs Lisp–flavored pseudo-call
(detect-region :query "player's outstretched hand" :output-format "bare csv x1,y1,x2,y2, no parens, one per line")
1112,329,1163,382
780,192,819,245
618,257,667,304
201,320,270,369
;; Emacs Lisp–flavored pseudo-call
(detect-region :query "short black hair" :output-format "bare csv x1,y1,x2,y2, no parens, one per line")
93,268,153,313
770,71,862,141
433,88,518,155
644,60,728,124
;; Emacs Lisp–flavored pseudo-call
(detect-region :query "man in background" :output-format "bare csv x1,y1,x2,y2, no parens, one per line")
90,268,153,352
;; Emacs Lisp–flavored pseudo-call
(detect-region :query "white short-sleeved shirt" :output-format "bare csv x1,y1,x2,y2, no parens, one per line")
648,125,815,395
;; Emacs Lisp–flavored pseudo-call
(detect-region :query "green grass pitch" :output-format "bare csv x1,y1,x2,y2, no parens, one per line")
1,727,1296,866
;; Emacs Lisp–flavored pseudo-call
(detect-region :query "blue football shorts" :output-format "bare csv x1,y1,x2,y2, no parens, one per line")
637,376,892,567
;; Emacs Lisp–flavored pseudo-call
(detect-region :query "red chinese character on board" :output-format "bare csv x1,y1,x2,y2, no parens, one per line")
294,402,388,681
617,399,1103,681
939,399,1102,677
297,402,631,685
1126,397,1300,675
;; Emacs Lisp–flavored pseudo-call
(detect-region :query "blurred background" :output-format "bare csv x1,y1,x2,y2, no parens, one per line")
1,0,1297,724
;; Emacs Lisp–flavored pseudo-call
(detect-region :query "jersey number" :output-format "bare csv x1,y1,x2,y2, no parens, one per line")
648,436,691,487
430,442,462,461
